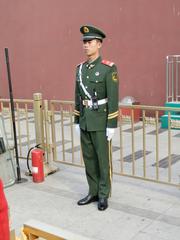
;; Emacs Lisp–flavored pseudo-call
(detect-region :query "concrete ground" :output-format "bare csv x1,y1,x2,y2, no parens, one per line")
5,161,180,240
1,110,180,239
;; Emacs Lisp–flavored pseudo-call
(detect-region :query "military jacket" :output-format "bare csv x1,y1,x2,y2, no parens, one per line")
74,56,119,131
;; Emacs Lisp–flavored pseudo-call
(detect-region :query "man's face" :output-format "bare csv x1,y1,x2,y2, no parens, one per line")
83,39,102,57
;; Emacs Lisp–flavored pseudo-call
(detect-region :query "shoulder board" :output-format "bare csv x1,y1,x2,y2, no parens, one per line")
101,59,114,67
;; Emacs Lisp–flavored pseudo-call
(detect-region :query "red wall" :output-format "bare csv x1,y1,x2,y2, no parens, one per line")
0,0,180,105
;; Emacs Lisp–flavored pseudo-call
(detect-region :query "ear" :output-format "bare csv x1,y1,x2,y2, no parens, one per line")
97,41,102,49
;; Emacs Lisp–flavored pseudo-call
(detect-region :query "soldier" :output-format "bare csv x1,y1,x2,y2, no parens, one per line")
74,25,119,211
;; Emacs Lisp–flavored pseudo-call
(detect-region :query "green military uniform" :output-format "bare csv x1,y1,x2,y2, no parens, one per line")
74,25,119,199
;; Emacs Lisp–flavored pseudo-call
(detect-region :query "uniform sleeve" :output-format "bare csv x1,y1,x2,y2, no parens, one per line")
106,65,119,128
74,67,80,124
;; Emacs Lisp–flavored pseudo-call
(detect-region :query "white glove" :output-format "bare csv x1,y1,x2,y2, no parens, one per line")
106,128,115,141
75,124,80,136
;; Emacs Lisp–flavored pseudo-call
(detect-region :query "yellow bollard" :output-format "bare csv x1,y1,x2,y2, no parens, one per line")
33,93,44,148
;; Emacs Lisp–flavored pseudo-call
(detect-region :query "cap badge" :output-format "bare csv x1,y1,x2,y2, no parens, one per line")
95,72,100,76
83,26,89,33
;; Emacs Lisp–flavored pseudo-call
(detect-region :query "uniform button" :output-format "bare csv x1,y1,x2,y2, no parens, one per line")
96,80,98,83
85,86,88,89
87,76,89,79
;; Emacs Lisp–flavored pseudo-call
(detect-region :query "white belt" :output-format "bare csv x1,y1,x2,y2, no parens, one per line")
82,98,108,107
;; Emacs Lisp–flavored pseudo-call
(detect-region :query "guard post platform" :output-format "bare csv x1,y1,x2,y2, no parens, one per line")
161,55,180,129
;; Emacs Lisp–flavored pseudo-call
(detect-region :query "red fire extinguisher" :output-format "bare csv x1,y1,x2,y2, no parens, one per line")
31,148,45,183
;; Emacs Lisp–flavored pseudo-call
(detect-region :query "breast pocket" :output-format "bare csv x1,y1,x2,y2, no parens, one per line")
89,78,105,96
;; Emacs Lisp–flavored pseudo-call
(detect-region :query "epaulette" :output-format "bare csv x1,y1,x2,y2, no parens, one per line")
101,59,114,67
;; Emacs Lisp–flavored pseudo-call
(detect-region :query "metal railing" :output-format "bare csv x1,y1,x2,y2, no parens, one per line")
0,97,180,187
118,104,180,186
166,55,180,102
49,100,83,166
0,99,34,159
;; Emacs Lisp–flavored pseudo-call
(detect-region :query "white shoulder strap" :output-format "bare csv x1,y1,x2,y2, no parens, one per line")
79,64,92,100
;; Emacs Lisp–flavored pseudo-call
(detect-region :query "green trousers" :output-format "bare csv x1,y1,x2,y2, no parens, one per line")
80,129,112,198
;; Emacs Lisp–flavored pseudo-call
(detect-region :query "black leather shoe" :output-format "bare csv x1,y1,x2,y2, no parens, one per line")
77,194,98,206
98,198,108,211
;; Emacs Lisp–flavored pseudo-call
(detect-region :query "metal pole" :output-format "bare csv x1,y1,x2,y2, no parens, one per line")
44,99,50,163
33,94,58,176
172,59,174,102
33,93,44,148
175,56,178,101
4,48,27,183
166,56,169,102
